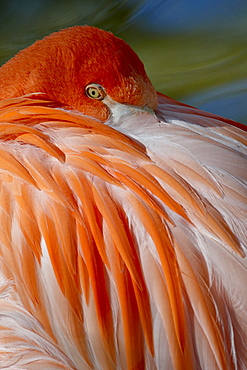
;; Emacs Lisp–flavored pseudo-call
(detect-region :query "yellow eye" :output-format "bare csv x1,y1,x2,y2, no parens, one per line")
85,84,106,100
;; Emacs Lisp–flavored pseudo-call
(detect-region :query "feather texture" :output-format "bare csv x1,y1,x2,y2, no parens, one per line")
0,94,246,369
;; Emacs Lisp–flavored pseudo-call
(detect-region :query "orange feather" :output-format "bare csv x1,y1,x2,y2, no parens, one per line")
0,26,246,370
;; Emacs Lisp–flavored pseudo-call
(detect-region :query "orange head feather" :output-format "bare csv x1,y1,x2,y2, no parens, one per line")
0,26,157,121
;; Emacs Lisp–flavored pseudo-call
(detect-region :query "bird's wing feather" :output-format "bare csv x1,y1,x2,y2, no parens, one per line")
0,95,246,370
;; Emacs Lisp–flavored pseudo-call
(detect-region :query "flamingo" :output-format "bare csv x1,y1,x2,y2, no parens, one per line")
0,26,246,370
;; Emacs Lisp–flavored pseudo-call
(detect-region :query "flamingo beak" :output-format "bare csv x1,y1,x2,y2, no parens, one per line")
102,95,155,126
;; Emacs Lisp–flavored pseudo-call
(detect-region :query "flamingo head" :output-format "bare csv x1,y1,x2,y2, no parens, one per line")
0,26,158,122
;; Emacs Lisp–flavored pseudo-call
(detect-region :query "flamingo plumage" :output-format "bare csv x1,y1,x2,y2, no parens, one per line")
0,26,246,370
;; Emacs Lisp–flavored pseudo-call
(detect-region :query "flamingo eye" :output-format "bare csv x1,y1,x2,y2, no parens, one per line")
85,84,106,100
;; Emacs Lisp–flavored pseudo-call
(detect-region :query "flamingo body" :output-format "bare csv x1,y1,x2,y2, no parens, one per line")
0,26,246,370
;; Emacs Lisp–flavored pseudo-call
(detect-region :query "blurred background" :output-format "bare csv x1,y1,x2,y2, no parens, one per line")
0,0,246,124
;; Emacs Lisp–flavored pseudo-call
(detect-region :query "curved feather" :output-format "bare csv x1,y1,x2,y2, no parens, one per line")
0,95,246,370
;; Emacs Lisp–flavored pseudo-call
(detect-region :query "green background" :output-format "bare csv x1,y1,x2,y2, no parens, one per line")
1,0,246,124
